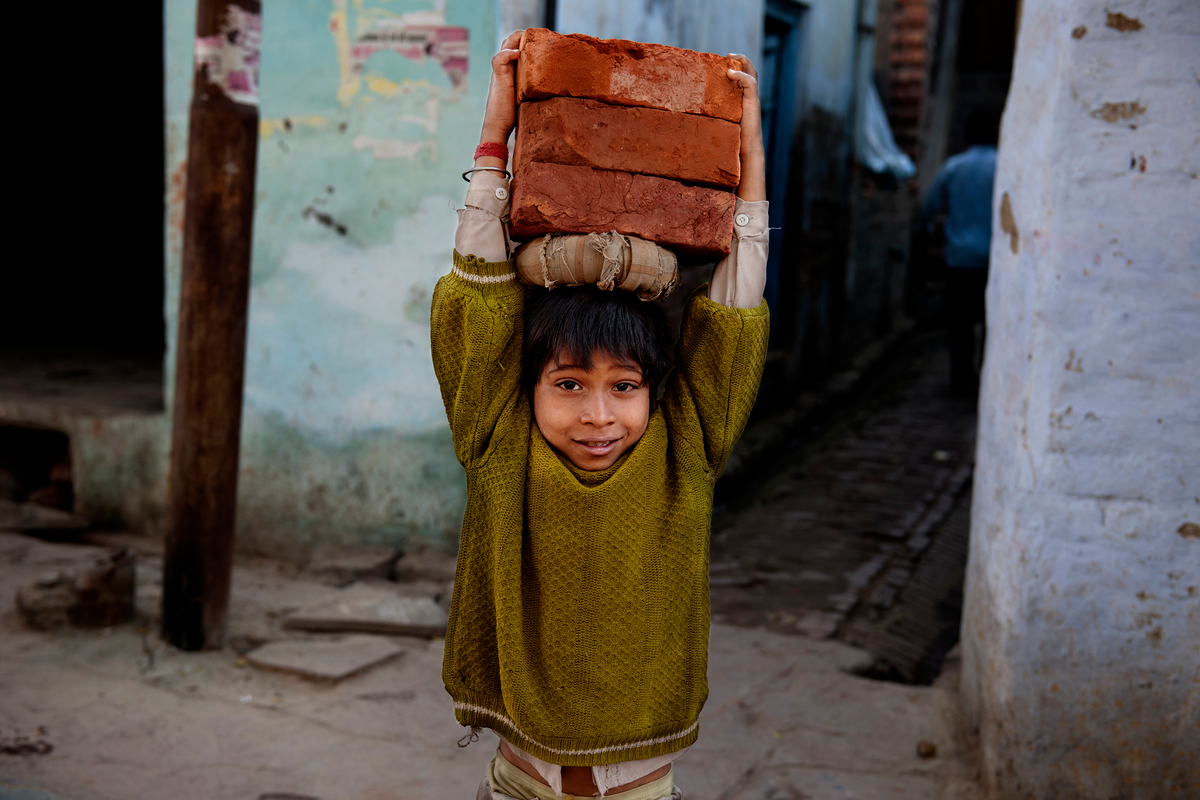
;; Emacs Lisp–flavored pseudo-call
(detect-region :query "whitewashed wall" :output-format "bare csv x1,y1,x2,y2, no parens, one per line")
554,0,763,61
961,1,1200,795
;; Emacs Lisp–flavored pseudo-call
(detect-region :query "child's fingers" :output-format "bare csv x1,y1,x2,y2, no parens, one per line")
727,68,759,93
491,48,520,75
501,29,524,51
727,53,758,81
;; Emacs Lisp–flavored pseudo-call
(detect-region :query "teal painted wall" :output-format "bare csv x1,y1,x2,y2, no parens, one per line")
163,0,496,558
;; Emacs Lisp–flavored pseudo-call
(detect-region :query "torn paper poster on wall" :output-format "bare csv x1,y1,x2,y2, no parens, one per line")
327,1,469,161
330,2,469,104
195,5,262,105
351,21,468,88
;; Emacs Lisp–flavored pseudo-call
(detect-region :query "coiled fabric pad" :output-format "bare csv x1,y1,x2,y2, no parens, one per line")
514,232,679,301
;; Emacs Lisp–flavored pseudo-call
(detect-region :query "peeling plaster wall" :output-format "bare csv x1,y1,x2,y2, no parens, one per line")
157,0,497,559
555,0,762,60
961,1,1200,796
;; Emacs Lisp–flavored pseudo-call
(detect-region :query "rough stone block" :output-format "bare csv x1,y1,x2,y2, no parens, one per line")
510,162,735,258
0,499,89,532
15,549,136,630
282,582,448,637
513,97,740,189
15,573,77,630
391,549,457,583
306,545,399,587
245,635,404,682
516,28,743,123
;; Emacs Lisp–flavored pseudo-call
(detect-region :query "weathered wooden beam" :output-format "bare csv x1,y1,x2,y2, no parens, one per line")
162,0,261,651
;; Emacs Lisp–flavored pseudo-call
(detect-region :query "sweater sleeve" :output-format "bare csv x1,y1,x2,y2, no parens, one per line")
432,174,525,467
662,289,769,476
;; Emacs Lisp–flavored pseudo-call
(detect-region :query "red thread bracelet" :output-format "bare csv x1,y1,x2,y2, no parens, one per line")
474,142,509,162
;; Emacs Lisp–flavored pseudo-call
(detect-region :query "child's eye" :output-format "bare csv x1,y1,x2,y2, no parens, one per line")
614,382,640,392
556,380,579,391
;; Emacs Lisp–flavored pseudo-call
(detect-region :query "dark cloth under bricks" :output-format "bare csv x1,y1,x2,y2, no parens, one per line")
516,28,744,123
513,97,742,189
510,162,737,258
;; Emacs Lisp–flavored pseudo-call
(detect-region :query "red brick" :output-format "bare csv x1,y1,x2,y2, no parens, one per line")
513,97,741,189
516,28,743,123
510,162,735,258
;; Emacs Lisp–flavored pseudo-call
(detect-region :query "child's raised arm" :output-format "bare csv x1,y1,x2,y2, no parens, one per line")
433,33,528,467
453,31,523,264
708,55,769,310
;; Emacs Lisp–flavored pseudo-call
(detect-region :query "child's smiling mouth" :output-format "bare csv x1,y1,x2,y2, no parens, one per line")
574,437,622,456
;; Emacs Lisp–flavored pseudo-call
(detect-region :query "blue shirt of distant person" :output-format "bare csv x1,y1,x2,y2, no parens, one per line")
920,110,998,394
919,129,997,268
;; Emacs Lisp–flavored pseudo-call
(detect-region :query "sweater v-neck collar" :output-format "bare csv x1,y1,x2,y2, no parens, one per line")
532,425,632,488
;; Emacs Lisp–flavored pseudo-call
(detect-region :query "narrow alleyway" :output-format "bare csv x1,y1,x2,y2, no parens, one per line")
1,335,983,800
711,332,978,684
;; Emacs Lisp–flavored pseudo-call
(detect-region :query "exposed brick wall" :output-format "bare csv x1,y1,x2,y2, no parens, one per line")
883,0,941,161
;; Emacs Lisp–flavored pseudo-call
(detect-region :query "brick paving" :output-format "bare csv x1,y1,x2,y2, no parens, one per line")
711,335,978,679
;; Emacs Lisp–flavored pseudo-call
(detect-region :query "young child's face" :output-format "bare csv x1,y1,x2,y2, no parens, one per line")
533,349,651,471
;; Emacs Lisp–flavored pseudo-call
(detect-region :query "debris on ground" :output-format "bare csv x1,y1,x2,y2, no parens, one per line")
13,572,77,630
0,500,88,534
0,728,54,756
282,582,447,637
15,549,136,630
244,635,404,682
391,548,457,583
305,545,400,587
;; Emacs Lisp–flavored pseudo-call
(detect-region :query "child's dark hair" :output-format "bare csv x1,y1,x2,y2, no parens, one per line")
523,286,674,400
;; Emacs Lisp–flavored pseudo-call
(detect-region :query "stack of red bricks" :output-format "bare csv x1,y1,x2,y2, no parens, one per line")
510,29,744,259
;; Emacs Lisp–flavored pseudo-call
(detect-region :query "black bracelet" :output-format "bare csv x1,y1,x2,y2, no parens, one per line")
462,166,512,183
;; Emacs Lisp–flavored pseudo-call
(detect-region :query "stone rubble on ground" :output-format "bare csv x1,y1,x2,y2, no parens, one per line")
15,548,136,631
304,545,399,587
0,499,89,532
282,581,448,637
244,634,405,682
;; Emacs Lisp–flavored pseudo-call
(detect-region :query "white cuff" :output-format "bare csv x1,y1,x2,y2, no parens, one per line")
732,198,769,239
464,169,511,218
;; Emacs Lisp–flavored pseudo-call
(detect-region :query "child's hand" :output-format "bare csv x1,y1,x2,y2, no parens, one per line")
727,55,767,202
478,31,524,167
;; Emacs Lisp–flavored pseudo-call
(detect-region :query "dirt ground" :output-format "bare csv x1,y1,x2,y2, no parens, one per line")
1,338,985,800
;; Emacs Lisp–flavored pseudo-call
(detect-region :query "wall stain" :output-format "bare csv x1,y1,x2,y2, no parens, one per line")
1177,521,1200,539
1105,12,1144,32
1091,101,1146,123
302,206,349,236
999,192,1019,254
1064,349,1084,373
1071,25,1087,39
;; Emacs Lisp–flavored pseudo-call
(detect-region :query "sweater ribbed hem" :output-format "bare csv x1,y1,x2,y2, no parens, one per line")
453,249,517,281
450,694,700,767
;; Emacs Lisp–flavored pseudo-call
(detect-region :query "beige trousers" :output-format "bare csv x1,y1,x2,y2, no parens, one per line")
476,750,681,800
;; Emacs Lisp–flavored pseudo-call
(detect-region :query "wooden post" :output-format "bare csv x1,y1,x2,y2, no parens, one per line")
162,0,261,651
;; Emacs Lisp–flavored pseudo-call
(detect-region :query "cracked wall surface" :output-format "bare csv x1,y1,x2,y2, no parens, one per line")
961,0,1200,795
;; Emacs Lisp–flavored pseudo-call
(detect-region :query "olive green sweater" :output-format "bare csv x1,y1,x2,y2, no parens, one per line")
432,250,768,766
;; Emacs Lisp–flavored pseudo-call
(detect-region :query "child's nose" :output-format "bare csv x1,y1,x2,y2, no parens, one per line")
580,393,615,425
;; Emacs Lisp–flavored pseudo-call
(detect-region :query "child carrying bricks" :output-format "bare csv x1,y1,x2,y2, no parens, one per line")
432,29,770,799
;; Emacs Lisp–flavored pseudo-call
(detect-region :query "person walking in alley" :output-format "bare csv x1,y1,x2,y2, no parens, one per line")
430,31,770,799
919,110,999,395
